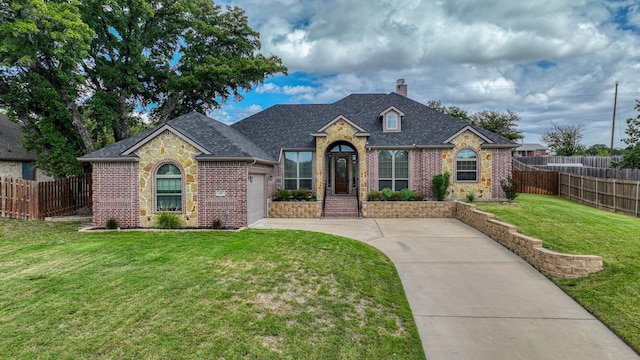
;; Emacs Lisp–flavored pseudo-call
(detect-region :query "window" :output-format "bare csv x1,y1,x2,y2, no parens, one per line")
284,152,312,190
378,150,409,191
156,163,182,211
22,162,35,181
386,113,398,130
456,149,478,182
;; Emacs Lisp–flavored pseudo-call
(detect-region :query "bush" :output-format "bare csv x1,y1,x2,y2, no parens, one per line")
466,192,475,202
400,188,415,201
274,189,292,201
155,211,183,229
380,188,394,201
105,218,120,229
211,218,223,229
410,192,426,201
293,188,312,201
367,190,385,201
500,177,520,200
432,172,451,201
389,191,404,201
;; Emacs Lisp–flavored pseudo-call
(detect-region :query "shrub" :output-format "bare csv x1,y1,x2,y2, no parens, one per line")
155,211,183,229
274,189,292,201
410,192,426,201
466,192,475,202
367,190,384,201
400,188,415,201
432,172,451,201
293,188,312,201
500,177,520,200
105,218,120,229
380,188,394,201
389,191,404,201
211,218,223,229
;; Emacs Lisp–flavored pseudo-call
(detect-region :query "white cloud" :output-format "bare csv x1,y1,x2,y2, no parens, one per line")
219,0,640,147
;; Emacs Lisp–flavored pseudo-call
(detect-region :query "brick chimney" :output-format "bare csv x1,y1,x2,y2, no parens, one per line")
395,79,407,97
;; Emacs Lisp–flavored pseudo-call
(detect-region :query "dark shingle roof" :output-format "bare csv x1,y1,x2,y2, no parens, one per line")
80,112,275,162
0,115,36,161
80,93,518,163
232,92,517,159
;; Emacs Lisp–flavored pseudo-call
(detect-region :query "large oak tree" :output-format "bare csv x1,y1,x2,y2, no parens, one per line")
0,0,287,176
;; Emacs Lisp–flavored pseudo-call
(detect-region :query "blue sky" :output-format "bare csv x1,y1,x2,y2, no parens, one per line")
213,0,640,148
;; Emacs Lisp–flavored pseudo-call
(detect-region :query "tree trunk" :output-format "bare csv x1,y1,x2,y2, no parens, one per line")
62,96,96,153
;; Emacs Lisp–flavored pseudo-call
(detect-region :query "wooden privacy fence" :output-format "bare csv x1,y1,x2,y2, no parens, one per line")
560,173,640,217
512,171,559,195
0,174,92,220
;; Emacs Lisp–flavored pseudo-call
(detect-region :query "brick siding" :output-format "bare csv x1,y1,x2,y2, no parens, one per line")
197,161,248,229
92,162,139,228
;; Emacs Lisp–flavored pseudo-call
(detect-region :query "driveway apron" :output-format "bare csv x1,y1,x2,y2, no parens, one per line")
251,218,639,360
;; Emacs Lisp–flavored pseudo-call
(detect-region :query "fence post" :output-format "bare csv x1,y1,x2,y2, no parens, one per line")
636,181,639,217
581,176,584,204
613,180,616,212
595,178,599,209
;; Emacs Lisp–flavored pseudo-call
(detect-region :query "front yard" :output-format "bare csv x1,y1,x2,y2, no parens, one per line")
0,220,424,359
476,194,640,353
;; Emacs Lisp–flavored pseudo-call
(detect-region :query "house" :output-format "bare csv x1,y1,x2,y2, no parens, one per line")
513,143,547,157
0,114,53,181
79,81,518,228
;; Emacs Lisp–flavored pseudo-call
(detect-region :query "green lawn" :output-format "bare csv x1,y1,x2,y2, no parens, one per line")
0,219,424,359
476,194,640,353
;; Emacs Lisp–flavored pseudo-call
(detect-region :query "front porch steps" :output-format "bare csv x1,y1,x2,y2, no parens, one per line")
323,195,360,218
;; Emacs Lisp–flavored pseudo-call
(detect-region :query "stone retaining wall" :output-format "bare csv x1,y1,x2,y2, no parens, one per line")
361,201,456,218
455,202,603,278
269,201,322,218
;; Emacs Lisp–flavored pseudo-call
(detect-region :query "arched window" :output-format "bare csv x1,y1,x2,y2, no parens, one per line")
378,150,409,190
456,149,478,182
156,163,182,211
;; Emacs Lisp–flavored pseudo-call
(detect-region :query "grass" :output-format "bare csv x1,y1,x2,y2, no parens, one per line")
475,194,640,353
0,219,424,359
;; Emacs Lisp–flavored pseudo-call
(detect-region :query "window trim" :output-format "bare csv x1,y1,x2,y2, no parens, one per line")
455,148,479,182
378,149,409,191
283,151,313,190
155,163,183,212
383,112,401,132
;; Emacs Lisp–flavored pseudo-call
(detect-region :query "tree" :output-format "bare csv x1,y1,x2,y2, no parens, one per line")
582,144,612,156
541,122,586,156
426,100,470,121
468,109,523,141
0,0,287,176
612,100,640,169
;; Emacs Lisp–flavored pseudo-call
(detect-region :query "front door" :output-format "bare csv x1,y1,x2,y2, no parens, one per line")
335,155,349,194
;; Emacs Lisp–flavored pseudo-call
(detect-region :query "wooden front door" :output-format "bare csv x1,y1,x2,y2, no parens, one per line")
335,155,349,194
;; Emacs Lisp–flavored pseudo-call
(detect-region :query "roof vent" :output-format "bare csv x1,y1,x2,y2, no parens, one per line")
396,79,407,97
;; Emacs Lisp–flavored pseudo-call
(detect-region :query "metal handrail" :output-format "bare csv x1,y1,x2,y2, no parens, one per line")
321,182,327,218
355,179,361,217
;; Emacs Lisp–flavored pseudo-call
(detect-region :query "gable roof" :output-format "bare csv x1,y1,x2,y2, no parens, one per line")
231,92,517,159
79,112,276,163
0,114,36,161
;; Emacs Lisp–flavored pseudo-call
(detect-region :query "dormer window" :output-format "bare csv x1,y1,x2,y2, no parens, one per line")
380,106,404,133
386,113,398,130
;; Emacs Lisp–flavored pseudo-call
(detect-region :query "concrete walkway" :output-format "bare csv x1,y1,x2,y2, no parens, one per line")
251,218,639,360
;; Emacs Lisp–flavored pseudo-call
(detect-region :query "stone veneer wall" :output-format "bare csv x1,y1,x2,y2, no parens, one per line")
137,131,199,227
198,161,248,229
361,201,456,218
269,201,322,218
455,202,603,278
315,119,367,200
92,162,139,228
442,131,493,199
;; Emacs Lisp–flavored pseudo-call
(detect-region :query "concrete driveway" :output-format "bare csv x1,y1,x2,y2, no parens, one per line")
251,218,639,360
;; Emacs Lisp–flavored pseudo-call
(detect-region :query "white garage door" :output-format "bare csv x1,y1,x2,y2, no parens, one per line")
247,174,266,226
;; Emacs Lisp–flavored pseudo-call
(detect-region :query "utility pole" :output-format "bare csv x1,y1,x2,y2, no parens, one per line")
610,81,619,156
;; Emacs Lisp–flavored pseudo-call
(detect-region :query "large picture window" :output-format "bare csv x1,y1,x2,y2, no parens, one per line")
378,150,409,191
156,163,182,211
456,149,478,181
284,152,312,190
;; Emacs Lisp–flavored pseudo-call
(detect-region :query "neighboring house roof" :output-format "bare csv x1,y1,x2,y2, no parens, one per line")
231,92,517,159
79,112,276,163
0,114,36,161
515,143,547,151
